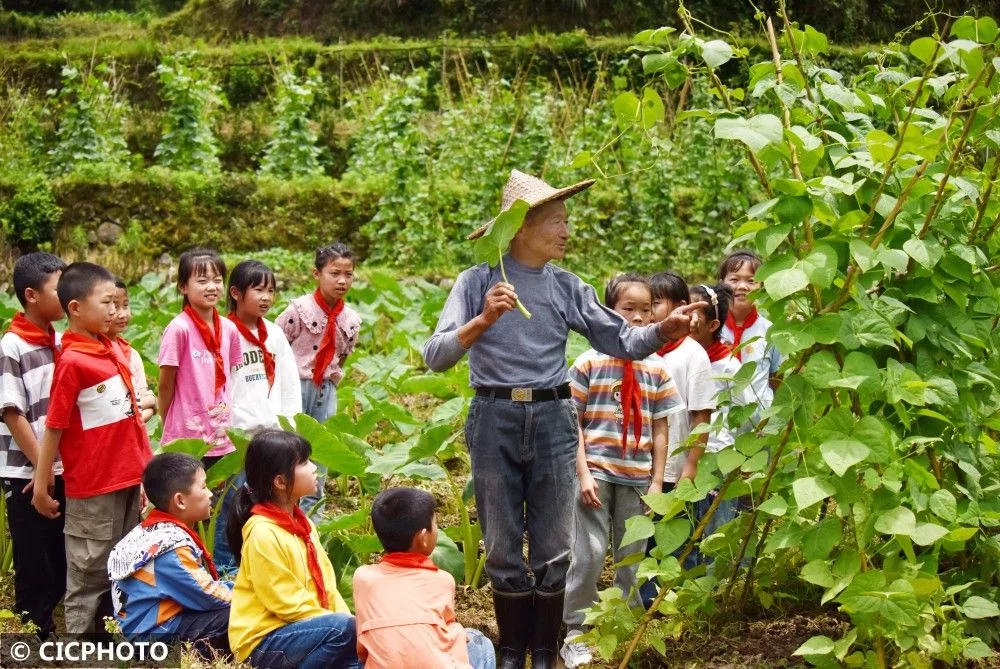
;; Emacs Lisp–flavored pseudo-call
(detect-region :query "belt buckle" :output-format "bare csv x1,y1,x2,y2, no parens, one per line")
511,387,533,402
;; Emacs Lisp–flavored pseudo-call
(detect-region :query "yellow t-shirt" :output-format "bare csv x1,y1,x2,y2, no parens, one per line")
228,514,351,661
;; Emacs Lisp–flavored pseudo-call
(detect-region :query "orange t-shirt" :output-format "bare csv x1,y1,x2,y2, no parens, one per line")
353,561,471,669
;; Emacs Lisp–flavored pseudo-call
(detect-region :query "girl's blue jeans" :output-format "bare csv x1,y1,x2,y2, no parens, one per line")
248,613,361,669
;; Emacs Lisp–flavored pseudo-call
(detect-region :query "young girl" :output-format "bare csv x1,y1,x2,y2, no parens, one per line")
276,242,361,517
228,260,302,432
717,250,781,409
688,284,756,538
639,271,717,607
561,273,684,669
227,430,361,669
158,249,242,463
110,278,156,423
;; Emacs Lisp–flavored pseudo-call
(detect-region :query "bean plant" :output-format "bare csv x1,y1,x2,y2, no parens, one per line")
578,5,1000,667
155,52,225,173
259,68,326,178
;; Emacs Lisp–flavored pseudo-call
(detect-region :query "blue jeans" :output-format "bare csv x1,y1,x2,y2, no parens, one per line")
465,396,579,592
466,628,497,669
212,472,245,575
299,379,337,519
248,613,360,669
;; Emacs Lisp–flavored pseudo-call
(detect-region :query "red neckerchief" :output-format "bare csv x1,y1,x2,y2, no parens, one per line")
380,552,439,571
657,336,685,357
141,509,219,580
60,331,141,423
312,289,345,388
227,314,275,390
706,340,733,363
725,306,759,362
183,306,226,395
619,360,644,458
251,502,329,608
8,313,59,363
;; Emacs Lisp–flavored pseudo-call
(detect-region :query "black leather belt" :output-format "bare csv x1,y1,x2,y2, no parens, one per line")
475,384,571,402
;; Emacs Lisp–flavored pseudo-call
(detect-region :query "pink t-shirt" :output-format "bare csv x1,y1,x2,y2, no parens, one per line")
158,311,242,457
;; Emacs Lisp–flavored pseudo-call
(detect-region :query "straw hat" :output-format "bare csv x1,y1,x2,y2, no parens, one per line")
466,169,596,241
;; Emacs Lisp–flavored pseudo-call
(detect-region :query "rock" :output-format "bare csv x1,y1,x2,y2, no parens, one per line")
438,277,455,290
87,230,98,245
158,253,173,266
96,222,123,245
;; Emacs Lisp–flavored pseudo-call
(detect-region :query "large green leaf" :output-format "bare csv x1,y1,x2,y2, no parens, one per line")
472,200,530,266
714,114,783,152
820,439,871,477
292,414,367,476
793,476,836,510
430,532,466,585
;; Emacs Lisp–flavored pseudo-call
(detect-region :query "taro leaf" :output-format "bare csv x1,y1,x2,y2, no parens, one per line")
430,532,465,584
158,437,211,459
292,413,367,476
714,114,783,152
472,200,530,267
406,420,457,464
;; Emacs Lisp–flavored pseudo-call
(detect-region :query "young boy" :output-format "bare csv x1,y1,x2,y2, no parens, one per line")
718,250,781,409
110,278,156,423
31,261,154,634
1,252,67,638
353,487,495,669
108,453,232,655
561,274,684,669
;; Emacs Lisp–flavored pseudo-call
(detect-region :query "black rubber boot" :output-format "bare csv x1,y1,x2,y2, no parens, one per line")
529,588,564,669
493,589,534,669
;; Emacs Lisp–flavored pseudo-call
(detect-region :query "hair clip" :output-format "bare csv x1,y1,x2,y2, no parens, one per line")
699,284,720,321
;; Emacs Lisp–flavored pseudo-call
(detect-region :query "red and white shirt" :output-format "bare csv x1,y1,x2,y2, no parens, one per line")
46,345,153,498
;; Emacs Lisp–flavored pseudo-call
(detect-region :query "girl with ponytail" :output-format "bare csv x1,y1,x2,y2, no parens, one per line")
227,430,361,669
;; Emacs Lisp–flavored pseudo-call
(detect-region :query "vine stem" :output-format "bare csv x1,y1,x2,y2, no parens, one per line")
498,247,531,319
616,469,741,669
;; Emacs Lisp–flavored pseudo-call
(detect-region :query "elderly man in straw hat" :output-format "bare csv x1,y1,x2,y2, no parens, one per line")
423,170,704,669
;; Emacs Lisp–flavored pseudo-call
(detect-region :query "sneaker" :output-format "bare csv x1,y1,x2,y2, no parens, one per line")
560,633,594,668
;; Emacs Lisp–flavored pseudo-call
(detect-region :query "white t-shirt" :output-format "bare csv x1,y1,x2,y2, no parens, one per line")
660,337,716,483
706,353,756,453
230,318,302,432
721,313,780,410
0,331,63,477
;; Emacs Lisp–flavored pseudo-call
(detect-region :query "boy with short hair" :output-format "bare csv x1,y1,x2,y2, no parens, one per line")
31,261,154,634
1,251,68,638
108,453,232,655
353,487,496,669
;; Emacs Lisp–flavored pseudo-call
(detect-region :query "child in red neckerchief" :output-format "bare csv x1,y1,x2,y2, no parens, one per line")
226,430,361,669
276,242,361,519
561,273,684,669
108,453,232,657
109,278,157,424
31,262,154,633
717,249,781,409
1,252,67,639
158,249,243,465
354,488,496,669
688,283,758,550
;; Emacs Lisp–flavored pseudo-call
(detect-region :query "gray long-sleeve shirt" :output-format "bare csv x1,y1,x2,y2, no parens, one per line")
422,255,666,388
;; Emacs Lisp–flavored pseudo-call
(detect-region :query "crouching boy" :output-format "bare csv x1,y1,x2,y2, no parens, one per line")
354,488,496,669
108,453,232,656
